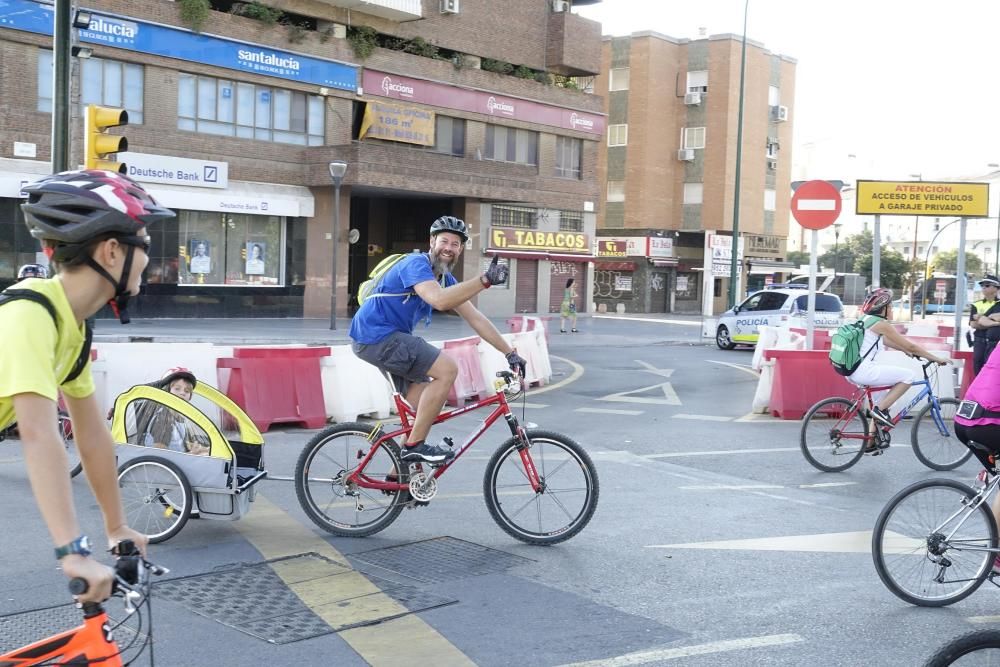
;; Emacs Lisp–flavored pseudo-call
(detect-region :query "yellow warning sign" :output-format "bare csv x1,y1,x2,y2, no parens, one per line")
856,180,989,217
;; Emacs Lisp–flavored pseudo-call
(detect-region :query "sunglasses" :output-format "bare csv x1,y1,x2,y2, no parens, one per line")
117,234,152,253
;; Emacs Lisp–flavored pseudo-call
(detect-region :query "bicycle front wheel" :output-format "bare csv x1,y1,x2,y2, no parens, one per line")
295,423,406,537
925,629,1000,666
800,397,868,472
912,398,971,471
872,478,996,607
483,430,598,545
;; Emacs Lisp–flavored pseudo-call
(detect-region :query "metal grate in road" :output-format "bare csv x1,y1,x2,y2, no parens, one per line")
350,536,533,584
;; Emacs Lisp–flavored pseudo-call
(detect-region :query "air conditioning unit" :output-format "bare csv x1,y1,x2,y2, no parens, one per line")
552,0,570,12
677,148,695,162
775,105,788,122
440,0,459,14
684,92,701,105
767,160,778,170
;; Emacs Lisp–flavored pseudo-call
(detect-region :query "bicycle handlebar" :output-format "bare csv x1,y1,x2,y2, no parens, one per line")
68,539,167,598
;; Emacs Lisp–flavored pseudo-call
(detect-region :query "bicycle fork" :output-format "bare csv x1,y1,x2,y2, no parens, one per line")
505,413,542,493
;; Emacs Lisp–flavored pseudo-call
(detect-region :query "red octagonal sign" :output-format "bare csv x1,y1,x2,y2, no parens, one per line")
791,180,842,230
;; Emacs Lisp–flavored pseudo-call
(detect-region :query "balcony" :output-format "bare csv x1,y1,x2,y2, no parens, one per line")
314,0,421,22
546,10,601,76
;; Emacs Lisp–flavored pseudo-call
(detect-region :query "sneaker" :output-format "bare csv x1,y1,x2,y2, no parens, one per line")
870,406,894,429
571,328,578,333
400,441,455,463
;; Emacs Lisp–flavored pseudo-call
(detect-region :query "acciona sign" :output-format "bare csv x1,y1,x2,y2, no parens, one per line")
362,69,605,135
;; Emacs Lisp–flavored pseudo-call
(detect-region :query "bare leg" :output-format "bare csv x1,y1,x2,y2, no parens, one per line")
560,316,567,331
405,353,457,445
876,382,911,413
571,313,578,330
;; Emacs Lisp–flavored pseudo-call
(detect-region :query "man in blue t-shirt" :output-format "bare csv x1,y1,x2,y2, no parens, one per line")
350,216,525,463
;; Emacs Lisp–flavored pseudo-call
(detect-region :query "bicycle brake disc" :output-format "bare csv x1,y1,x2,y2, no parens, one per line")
408,472,438,503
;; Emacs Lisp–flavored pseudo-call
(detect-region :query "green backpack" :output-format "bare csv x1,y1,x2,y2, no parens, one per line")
829,315,881,376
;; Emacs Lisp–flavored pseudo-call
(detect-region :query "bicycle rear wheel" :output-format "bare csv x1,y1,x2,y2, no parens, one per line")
872,478,996,607
912,398,971,471
295,423,406,537
925,629,1000,666
800,397,869,472
483,430,598,545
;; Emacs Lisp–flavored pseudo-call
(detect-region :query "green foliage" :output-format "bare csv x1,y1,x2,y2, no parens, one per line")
785,250,811,268
451,52,466,70
553,75,579,90
347,26,379,60
481,58,514,75
933,249,983,275
179,0,211,32
854,248,913,290
232,2,283,25
534,71,552,85
513,65,536,79
403,36,439,59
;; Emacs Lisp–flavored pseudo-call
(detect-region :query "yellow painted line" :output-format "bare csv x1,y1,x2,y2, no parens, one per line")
234,495,474,666
705,360,760,378
529,354,583,396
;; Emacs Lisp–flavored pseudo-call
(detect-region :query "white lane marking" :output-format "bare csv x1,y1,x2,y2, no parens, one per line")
735,412,787,422
575,407,645,416
968,616,1000,624
671,413,732,422
643,446,801,458
799,482,857,488
555,634,805,667
646,530,921,554
706,359,760,378
517,403,549,409
591,315,702,327
680,484,783,491
528,354,584,396
599,360,681,406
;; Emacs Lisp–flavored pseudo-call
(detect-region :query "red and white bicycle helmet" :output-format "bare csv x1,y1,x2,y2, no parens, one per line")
160,367,197,389
860,287,893,315
20,170,174,324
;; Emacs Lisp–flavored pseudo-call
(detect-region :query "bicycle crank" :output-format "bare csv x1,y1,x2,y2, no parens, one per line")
408,472,438,503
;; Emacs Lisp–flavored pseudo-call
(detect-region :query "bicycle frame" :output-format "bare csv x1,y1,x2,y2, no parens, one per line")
841,363,949,440
345,380,541,494
0,604,121,666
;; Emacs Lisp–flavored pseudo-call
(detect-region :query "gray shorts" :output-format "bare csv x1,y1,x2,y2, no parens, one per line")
352,331,440,395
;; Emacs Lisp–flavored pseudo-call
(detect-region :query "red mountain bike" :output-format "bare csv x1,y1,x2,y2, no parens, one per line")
0,540,166,666
295,371,599,544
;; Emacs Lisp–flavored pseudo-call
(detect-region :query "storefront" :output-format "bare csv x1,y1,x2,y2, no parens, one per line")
743,233,794,294
593,235,677,313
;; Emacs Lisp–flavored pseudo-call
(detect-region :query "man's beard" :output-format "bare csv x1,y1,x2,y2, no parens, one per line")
430,249,456,274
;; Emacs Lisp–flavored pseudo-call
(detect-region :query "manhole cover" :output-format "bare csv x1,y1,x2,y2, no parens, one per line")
0,603,143,655
156,552,455,644
350,536,533,584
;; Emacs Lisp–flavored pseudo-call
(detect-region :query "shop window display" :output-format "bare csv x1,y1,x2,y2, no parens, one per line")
176,211,283,286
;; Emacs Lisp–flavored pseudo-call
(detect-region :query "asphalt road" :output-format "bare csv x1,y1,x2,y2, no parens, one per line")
0,315,991,666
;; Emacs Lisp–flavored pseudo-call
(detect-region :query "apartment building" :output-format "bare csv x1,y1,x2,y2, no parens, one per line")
594,31,796,314
0,0,604,318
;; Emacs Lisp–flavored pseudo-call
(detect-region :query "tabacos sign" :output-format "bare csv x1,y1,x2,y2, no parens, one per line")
491,228,589,254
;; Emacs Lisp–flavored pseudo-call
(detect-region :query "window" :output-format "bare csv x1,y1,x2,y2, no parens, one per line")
687,70,708,93
555,136,582,179
794,294,842,312
432,116,465,156
178,73,324,146
683,183,703,205
484,125,538,165
768,85,781,107
559,210,584,232
607,124,628,147
174,211,285,286
607,181,625,202
682,127,705,149
609,68,630,92
764,189,776,211
38,50,144,122
492,205,536,229
766,137,779,158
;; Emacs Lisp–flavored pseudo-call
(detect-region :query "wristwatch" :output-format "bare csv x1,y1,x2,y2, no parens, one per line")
54,535,92,560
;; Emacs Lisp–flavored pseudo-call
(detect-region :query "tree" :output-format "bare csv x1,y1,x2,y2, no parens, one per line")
855,247,912,289
785,250,810,270
932,249,983,275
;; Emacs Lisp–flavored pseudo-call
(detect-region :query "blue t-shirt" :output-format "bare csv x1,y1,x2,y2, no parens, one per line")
349,253,457,344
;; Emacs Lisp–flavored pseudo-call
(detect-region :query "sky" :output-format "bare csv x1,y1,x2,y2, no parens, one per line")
575,0,1000,184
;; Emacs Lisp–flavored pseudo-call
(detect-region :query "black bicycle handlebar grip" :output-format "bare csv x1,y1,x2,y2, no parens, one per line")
68,577,88,595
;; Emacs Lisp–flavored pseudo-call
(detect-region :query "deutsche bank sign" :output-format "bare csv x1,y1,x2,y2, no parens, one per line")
120,153,228,189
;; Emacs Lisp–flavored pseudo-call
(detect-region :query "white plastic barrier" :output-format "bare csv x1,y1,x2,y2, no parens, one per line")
751,326,780,371
478,333,513,389
320,346,393,423
509,330,546,386
751,360,774,413
526,319,553,381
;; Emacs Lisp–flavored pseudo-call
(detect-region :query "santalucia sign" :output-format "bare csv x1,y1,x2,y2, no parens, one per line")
856,180,990,217
490,228,590,254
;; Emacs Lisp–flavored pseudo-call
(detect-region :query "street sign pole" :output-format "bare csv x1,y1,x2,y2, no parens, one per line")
807,229,818,350
955,219,968,352
872,215,881,289
790,180,843,351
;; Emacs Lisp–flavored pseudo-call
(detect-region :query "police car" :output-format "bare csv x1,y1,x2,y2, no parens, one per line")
715,286,845,350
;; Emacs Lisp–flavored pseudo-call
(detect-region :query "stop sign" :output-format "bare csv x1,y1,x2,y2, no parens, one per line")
791,180,842,230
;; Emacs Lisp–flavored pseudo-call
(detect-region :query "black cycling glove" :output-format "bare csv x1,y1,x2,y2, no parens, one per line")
482,255,509,287
506,350,527,377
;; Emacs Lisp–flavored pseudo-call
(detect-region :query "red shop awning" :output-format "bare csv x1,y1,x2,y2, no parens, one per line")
486,250,595,263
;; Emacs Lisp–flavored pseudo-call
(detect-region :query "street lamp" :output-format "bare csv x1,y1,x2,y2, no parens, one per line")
833,222,842,273
328,160,348,330
727,0,749,309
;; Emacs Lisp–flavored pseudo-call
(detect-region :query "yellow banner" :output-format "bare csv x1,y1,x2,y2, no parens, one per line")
856,180,990,217
359,101,435,146
491,228,590,254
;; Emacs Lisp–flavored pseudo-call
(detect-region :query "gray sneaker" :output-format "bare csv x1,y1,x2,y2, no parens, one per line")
400,441,455,463
870,406,894,429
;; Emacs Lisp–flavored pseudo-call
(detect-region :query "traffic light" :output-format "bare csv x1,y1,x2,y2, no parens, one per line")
85,105,128,173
